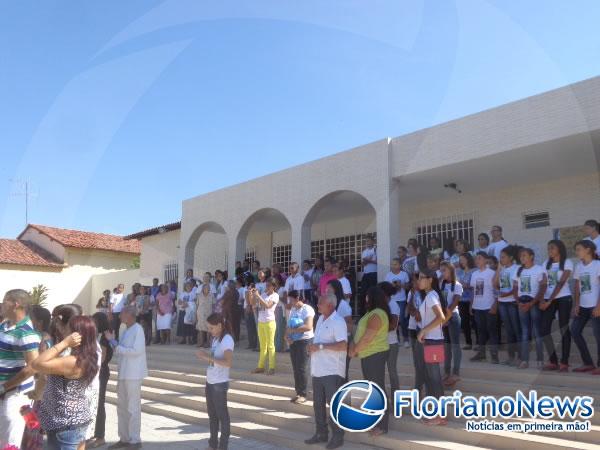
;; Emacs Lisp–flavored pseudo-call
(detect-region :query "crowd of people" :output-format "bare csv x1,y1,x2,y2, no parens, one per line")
1,219,599,450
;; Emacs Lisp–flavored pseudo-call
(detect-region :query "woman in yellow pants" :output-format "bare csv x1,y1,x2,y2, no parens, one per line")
249,278,279,375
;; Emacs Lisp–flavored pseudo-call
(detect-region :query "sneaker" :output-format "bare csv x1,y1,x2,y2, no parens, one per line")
404,340,410,349
470,354,486,362
293,396,307,404
501,359,513,366
267,369,276,375
591,368,600,376
573,365,595,373
542,362,559,371
251,368,265,374
518,361,529,369
304,435,328,445
558,363,569,373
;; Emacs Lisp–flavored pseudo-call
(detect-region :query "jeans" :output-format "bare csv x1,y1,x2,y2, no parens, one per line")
113,312,121,340
206,382,230,450
361,350,389,432
458,302,475,346
443,313,462,376
257,320,276,369
46,424,88,450
410,329,425,391
387,343,400,392
312,375,345,439
541,296,572,365
94,368,109,438
570,306,600,366
518,302,543,363
498,302,521,360
290,339,311,396
397,301,409,341
474,309,499,358
245,308,257,349
413,334,444,398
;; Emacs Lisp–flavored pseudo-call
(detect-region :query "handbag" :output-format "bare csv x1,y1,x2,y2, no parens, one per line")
423,342,445,364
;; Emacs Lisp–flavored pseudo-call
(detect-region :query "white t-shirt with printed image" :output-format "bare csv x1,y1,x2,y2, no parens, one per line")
441,280,462,316
574,260,600,308
498,264,518,301
512,265,546,299
470,268,496,310
543,259,574,300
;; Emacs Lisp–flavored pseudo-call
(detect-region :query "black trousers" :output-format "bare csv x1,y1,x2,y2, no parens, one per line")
541,296,572,365
413,334,444,398
458,302,475,346
290,339,311,396
474,309,498,358
410,329,425,391
312,375,345,439
206,382,230,450
360,350,389,432
112,313,121,340
359,272,378,316
94,368,109,438
231,304,242,342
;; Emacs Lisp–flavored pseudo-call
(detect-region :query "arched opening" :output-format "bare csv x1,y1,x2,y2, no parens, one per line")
237,208,292,272
184,221,228,278
302,190,377,311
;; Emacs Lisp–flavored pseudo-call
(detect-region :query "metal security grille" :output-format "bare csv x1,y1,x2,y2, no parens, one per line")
523,211,550,229
272,244,292,273
414,213,475,250
245,248,256,265
310,232,377,272
163,261,179,284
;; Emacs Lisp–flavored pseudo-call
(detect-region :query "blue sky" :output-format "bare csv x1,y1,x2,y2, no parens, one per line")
1,0,599,238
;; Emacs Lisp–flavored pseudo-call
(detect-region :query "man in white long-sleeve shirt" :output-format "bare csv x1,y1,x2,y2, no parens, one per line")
105,305,147,449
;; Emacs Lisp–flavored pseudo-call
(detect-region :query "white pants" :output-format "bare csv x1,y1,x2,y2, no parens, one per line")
117,379,142,444
0,391,28,448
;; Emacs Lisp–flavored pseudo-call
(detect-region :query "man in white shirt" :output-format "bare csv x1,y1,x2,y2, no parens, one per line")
360,236,378,315
335,265,352,300
583,219,600,257
488,225,509,259
110,284,126,339
284,262,305,300
105,306,148,449
305,293,347,450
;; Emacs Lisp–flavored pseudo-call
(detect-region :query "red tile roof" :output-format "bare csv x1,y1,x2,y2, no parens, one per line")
0,239,64,268
124,221,181,240
20,224,141,254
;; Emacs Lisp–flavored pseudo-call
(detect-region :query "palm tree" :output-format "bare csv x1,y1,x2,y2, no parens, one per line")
29,284,49,308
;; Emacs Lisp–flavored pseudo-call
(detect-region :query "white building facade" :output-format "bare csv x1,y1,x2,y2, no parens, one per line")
180,77,600,283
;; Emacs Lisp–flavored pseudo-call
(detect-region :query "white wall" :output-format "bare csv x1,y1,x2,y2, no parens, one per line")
139,229,180,283
0,265,64,311
398,173,600,263
193,231,228,274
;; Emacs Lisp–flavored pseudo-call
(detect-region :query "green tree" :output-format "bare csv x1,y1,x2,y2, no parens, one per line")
131,255,140,269
29,284,49,308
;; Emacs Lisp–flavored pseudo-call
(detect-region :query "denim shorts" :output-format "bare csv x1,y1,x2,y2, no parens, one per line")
46,423,89,450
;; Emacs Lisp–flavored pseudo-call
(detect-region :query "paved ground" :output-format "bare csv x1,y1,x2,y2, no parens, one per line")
96,403,291,450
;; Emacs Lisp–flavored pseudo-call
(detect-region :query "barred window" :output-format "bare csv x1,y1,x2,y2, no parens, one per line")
414,213,475,251
272,244,292,273
310,232,376,272
245,248,257,265
163,261,179,284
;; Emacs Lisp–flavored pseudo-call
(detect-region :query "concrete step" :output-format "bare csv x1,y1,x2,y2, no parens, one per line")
104,390,491,450
105,378,595,450
109,369,600,445
144,345,600,393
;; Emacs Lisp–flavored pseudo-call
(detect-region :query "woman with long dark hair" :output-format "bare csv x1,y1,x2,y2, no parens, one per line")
540,240,573,371
197,313,234,450
349,286,390,436
32,314,100,450
440,261,462,387
494,245,521,366
88,312,113,448
250,278,279,375
415,268,447,426
457,253,476,350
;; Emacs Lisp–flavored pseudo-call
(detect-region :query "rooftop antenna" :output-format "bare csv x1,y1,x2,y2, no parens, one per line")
9,178,38,225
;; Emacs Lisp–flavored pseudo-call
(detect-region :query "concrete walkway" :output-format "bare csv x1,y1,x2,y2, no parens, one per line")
97,403,292,450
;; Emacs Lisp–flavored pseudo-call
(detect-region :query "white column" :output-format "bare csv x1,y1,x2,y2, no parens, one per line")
376,179,401,280
291,220,311,264
227,230,245,280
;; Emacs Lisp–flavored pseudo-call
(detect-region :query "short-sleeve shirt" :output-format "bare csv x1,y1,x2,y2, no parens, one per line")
498,264,518,300
206,334,234,384
362,247,377,273
288,303,315,340
574,260,600,308
441,281,462,316
470,268,496,310
339,277,352,296
258,292,279,322
488,240,509,259
456,268,474,302
311,311,348,378
385,271,409,302
387,300,400,345
318,272,337,295
0,317,41,394
336,299,352,319
543,259,574,299
418,291,443,340
157,292,174,315
513,265,546,298
284,274,305,294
